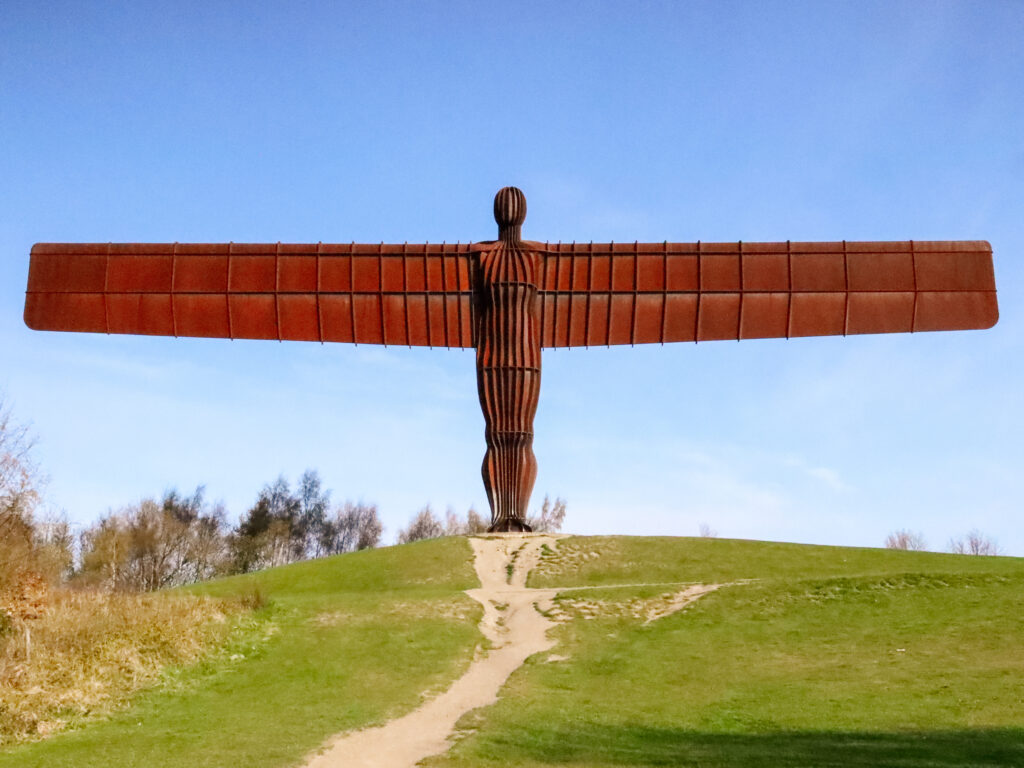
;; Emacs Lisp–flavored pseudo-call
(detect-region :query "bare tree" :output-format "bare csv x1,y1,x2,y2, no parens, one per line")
351,504,383,550
184,501,229,581
699,522,718,538
159,488,228,582
319,502,383,554
230,493,273,573
79,488,228,590
527,495,567,533
318,505,352,555
297,469,330,558
464,506,489,534
232,473,380,568
264,518,294,568
34,515,75,582
0,398,44,592
122,498,190,590
263,476,302,562
443,506,464,536
949,529,1002,556
230,476,301,571
884,529,927,551
397,505,444,543
79,513,131,587
0,399,39,515
397,504,491,541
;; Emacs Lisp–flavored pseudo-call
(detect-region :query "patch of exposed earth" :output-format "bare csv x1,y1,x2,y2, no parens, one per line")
551,583,724,624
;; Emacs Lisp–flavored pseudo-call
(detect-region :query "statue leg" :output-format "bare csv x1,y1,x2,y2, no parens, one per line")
479,367,540,532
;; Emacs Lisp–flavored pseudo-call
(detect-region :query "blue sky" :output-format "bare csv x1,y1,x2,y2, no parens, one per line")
2,1,1021,552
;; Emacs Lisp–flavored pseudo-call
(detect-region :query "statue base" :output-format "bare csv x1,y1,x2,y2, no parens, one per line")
487,518,533,533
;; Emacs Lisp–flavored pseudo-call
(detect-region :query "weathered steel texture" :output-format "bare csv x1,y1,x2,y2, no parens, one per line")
536,240,998,346
25,242,477,348
476,188,540,532
23,188,1000,533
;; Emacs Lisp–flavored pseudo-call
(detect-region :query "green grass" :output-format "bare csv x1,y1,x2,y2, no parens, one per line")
528,535,1024,588
426,536,1024,767
5,535,1023,767
0,537,480,768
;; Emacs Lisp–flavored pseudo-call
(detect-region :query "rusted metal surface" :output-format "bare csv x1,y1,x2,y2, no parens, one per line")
536,239,997,344
25,242,478,347
24,188,999,531
476,188,540,531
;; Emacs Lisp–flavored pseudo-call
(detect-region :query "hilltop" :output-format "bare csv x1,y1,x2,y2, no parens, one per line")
2,535,1022,768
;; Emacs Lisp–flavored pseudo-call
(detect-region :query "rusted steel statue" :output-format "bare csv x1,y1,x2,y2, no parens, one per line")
24,187,999,531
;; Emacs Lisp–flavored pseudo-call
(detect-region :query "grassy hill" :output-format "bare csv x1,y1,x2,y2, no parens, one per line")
0,537,481,768
434,536,1024,768
3,535,1023,767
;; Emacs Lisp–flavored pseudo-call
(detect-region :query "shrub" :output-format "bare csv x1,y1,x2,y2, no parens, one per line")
699,522,718,538
77,489,228,591
527,495,567,533
949,529,1001,556
884,529,927,551
397,506,444,543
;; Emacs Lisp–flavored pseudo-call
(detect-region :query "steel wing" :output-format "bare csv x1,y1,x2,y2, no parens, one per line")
536,240,997,347
25,242,477,348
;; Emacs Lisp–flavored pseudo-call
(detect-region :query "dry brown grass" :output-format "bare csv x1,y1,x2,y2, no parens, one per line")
549,584,727,623
0,585,236,745
530,538,611,581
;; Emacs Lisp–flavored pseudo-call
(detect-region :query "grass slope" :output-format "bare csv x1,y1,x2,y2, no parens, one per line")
0,537,480,768
428,536,1024,768
4,535,1022,768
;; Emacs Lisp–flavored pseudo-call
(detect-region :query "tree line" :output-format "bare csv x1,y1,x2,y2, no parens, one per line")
0,393,572,598
71,474,569,592
396,495,567,543
31,471,386,592
10,471,566,595
2,394,569,598
884,528,1002,556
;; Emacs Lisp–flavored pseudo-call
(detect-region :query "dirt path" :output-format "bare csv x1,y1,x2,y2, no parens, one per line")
304,536,727,767
643,583,722,624
304,534,562,768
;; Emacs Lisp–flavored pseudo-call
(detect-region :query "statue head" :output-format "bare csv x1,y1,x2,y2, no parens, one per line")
493,187,526,241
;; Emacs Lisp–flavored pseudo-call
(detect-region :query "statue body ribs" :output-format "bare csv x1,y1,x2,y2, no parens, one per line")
477,187,541,531
24,188,999,532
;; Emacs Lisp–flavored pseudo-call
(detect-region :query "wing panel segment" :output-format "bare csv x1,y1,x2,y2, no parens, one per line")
25,243,477,348
537,240,996,347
